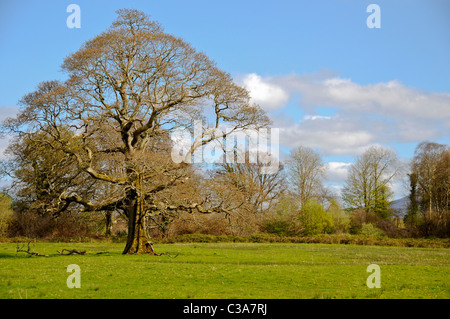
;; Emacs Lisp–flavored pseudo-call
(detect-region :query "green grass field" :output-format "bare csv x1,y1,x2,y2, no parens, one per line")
0,241,448,299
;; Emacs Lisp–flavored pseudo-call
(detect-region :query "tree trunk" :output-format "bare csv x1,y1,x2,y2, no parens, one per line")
104,211,112,237
122,190,155,255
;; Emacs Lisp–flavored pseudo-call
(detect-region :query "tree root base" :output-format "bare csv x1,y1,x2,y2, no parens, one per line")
123,241,178,257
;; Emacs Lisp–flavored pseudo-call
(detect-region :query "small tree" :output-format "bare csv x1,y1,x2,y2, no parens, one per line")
372,184,393,219
299,198,334,235
405,172,420,227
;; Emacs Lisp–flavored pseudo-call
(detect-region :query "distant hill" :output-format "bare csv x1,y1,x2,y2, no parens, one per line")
390,196,410,219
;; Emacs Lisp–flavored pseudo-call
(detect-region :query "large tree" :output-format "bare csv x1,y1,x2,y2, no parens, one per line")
209,151,285,233
4,9,270,254
409,141,449,235
342,145,401,218
285,146,326,209
215,151,285,215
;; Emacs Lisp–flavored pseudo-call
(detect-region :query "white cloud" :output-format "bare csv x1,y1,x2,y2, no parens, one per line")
274,73,450,121
240,73,289,111
0,137,12,160
278,115,376,156
318,78,450,120
327,184,344,198
325,162,352,183
0,105,19,122
302,115,332,121
239,72,450,152
0,106,19,160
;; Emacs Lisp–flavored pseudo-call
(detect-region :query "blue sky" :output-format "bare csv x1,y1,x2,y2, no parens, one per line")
1,0,449,198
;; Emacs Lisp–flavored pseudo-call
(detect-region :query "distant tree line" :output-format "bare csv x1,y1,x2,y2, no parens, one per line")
1,137,448,239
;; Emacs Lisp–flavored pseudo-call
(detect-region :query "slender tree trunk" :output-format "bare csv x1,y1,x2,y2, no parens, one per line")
104,211,112,237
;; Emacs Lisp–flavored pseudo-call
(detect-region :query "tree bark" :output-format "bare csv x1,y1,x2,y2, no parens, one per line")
122,176,155,255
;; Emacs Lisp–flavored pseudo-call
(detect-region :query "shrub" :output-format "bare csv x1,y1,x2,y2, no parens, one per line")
154,233,450,248
359,223,386,237
350,209,409,238
299,199,334,235
263,192,303,236
6,211,104,238
7,211,54,238
350,209,369,234
167,211,234,237
263,211,304,236
327,199,350,234
264,219,295,236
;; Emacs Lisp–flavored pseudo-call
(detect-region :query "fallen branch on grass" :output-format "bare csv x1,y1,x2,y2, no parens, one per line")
15,242,48,257
57,249,87,255
155,251,179,258
146,241,179,258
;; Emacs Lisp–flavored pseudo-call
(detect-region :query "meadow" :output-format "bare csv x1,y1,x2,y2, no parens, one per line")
0,241,448,299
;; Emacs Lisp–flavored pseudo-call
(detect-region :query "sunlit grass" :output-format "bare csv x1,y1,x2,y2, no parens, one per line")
0,242,448,299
